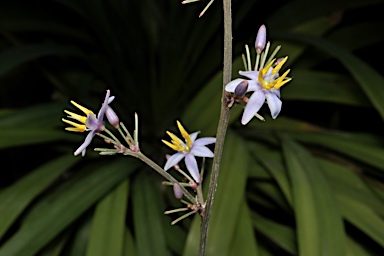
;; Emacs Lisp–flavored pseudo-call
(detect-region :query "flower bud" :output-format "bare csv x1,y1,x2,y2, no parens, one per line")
234,80,249,98
255,24,266,54
173,183,183,200
105,106,119,128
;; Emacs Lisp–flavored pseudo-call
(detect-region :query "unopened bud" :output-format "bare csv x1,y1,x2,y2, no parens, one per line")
173,183,183,199
255,24,266,54
106,106,119,128
234,80,249,98
274,57,285,67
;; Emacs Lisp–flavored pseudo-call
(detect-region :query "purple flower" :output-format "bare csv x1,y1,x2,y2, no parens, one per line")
162,121,216,183
62,90,111,156
226,58,290,124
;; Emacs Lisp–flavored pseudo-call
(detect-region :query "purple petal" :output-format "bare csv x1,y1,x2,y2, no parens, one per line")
190,145,214,158
74,130,96,156
164,152,185,171
265,91,282,119
108,96,115,104
97,89,111,120
86,114,99,130
247,80,261,92
241,90,266,125
270,88,280,98
193,137,216,146
190,131,200,143
239,70,259,81
225,78,246,92
185,153,201,183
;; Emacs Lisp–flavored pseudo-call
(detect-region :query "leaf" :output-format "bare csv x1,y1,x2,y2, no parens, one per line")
252,212,297,255
283,70,371,107
276,32,384,120
0,44,83,77
182,131,249,256
283,131,384,172
0,154,78,240
0,158,138,256
132,172,168,256
0,128,74,149
86,179,129,256
338,193,384,247
282,137,346,256
229,201,258,256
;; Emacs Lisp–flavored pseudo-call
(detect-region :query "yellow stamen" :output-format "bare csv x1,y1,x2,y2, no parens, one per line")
272,69,291,89
272,56,288,74
258,58,275,82
70,101,94,116
176,121,192,147
274,77,292,90
62,118,86,132
64,110,87,124
162,139,179,151
166,131,184,146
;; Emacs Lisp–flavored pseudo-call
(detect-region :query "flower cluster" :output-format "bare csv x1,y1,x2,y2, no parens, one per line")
225,25,292,124
62,90,115,156
163,121,216,183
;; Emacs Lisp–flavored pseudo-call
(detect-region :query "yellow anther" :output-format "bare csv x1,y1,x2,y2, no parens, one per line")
166,131,184,146
70,101,94,116
64,110,87,124
62,118,86,132
274,77,292,90
162,139,179,151
272,56,288,74
176,121,192,147
258,58,275,82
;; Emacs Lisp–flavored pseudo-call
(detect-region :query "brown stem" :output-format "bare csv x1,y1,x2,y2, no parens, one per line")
198,0,232,255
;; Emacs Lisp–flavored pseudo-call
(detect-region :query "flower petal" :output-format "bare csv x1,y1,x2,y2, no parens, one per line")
190,131,200,143
241,90,265,125
74,130,96,156
164,152,185,171
97,89,111,120
239,70,259,80
247,80,261,92
270,88,280,98
185,153,201,183
190,145,214,158
225,78,246,92
193,137,216,146
108,96,115,104
265,91,282,119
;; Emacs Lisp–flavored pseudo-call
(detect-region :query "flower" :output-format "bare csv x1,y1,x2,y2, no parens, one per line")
225,25,292,125
62,90,111,156
162,121,216,183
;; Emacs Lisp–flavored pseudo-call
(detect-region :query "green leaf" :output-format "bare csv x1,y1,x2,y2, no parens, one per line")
182,131,249,256
283,70,371,106
282,137,346,256
132,172,168,256
276,32,384,119
283,131,384,172
86,179,129,256
0,128,74,149
123,228,136,256
252,212,297,255
248,142,293,206
229,201,258,256
0,154,78,240
0,158,138,256
318,158,384,214
0,44,83,77
204,132,250,256
338,194,384,247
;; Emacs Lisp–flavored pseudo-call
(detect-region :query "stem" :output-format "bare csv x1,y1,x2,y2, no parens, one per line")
198,0,232,255
130,151,197,204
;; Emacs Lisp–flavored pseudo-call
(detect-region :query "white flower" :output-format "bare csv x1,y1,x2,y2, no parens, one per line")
162,121,216,183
